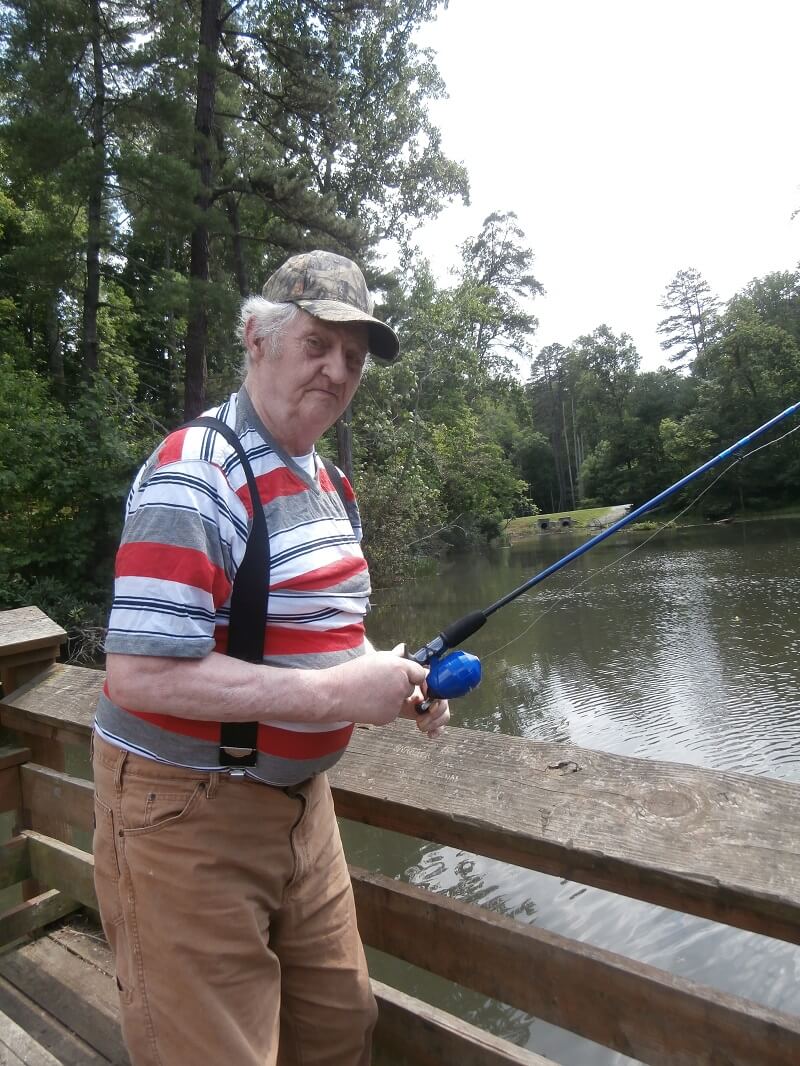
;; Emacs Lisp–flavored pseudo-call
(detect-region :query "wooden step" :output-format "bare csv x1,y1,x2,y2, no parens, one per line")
0,931,128,1065
0,1004,62,1065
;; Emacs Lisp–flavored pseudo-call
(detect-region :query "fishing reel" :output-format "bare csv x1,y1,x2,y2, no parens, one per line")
426,650,482,702
413,648,482,715
409,610,487,712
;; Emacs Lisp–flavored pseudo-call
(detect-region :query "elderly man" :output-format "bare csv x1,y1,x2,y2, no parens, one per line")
93,251,449,1066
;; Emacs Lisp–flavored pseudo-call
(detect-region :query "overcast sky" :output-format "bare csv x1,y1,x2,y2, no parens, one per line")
410,0,800,371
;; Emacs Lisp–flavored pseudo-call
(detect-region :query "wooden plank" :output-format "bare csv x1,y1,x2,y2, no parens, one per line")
372,979,555,1066
0,840,31,894
20,767,93,842
0,768,21,823
0,718,74,775
0,665,99,745
0,975,111,1066
0,651,63,674
352,866,800,1066
0,937,128,1064
0,892,78,948
0,752,30,776
0,1004,62,1065
0,610,65,659
47,925,113,978
22,834,96,911
331,719,800,944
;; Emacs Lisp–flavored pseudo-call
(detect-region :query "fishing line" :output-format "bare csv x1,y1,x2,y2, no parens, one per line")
736,419,800,460
482,460,738,661
412,402,800,705
483,417,800,661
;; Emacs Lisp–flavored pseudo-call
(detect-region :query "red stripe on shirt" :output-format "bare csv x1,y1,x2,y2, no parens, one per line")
236,468,308,517
119,706,354,760
270,555,367,592
319,467,356,502
157,429,189,467
265,622,364,656
116,542,232,607
213,622,364,657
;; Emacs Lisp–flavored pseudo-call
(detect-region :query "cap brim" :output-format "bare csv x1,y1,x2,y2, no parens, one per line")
294,299,400,364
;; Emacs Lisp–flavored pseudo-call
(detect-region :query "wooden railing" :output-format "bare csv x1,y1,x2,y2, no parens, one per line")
1,605,800,1065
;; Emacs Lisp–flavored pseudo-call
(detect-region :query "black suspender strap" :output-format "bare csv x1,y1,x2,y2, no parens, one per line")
187,416,265,767
320,457,348,506
185,418,355,770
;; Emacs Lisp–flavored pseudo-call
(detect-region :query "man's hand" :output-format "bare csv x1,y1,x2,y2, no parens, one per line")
329,651,429,726
402,692,451,740
392,643,450,740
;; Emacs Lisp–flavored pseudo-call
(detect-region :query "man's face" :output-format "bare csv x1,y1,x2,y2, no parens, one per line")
247,309,369,453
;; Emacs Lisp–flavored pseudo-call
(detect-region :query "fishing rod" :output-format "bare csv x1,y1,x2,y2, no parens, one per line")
414,399,800,706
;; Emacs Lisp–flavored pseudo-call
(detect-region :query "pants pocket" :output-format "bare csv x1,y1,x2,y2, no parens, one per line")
93,795,122,925
93,795,137,1007
120,779,208,838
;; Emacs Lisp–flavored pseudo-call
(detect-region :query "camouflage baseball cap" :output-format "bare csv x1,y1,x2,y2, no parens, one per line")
262,250,400,364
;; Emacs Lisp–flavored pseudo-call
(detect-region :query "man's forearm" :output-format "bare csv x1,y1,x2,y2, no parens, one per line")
105,651,339,726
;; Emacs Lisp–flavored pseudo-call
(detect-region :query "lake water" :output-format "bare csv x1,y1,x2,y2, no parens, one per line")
346,518,800,1064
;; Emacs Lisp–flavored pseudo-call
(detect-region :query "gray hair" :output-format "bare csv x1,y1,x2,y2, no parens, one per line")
238,297,300,372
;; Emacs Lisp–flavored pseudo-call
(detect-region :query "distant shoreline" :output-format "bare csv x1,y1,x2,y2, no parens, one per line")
505,506,800,543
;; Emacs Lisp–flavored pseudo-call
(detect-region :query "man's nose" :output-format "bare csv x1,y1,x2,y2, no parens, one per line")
322,344,348,383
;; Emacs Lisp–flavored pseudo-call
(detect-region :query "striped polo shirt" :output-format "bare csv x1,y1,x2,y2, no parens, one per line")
95,387,370,786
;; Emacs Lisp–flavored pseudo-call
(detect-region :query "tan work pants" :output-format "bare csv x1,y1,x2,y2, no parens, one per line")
92,735,377,1066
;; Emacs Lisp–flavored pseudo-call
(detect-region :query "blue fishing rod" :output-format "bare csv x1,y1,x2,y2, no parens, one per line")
415,400,800,706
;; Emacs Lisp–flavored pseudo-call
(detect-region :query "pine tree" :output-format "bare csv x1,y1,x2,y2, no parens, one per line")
657,267,720,368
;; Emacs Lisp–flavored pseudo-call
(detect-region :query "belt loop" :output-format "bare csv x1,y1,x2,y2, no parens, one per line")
113,748,127,792
206,771,219,799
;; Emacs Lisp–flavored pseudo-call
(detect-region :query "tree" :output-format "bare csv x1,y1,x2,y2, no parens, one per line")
568,326,642,504
174,0,469,415
0,0,148,381
657,268,720,368
528,343,577,510
726,270,800,347
458,210,542,377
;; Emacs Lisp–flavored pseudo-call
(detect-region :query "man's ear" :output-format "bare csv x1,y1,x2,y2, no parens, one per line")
244,317,260,361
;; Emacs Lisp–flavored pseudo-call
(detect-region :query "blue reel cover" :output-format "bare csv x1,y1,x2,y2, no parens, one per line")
427,651,482,700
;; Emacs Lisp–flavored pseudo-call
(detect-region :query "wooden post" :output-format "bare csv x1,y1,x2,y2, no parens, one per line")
335,404,354,485
0,608,66,700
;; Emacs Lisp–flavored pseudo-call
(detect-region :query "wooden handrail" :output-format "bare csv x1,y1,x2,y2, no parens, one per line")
3,607,800,1065
4,661,800,944
7,821,800,1066
352,866,800,1066
0,607,66,698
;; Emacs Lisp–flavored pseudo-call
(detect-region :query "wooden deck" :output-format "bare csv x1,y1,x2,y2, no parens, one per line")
1,606,800,1064
0,916,554,1066
0,920,128,1065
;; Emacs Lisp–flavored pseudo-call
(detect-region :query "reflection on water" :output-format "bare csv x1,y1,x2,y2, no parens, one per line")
347,519,800,1064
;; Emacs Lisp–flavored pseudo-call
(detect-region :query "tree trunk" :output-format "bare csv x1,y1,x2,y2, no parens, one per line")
45,294,65,400
562,400,575,508
226,194,248,298
184,0,223,420
335,405,354,484
82,0,105,377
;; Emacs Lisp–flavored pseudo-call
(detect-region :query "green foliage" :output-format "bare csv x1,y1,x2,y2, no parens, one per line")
355,461,441,586
0,345,157,648
428,413,528,544
657,268,721,367
1,2,799,633
349,213,542,580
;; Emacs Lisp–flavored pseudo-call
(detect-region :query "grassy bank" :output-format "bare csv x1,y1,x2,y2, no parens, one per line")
507,502,800,542
506,506,619,541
